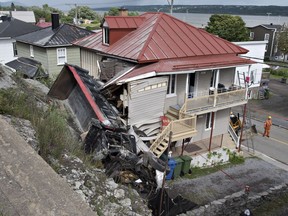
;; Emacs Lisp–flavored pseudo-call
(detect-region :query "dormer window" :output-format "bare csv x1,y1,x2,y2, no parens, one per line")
103,27,110,45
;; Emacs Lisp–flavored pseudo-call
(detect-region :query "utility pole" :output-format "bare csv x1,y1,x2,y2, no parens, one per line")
65,3,78,25
167,0,174,14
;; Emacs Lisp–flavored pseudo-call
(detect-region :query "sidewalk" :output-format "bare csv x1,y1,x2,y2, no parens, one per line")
0,116,96,216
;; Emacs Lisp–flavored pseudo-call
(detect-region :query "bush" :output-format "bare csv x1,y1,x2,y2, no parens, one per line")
0,88,76,160
269,68,288,78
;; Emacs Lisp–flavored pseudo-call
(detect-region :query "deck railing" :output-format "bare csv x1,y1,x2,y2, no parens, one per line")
181,86,247,114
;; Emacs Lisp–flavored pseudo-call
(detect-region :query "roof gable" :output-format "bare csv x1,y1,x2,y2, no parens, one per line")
0,18,41,38
15,24,93,47
75,12,248,63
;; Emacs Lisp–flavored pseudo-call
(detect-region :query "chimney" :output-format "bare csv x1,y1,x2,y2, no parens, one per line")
119,7,128,16
51,13,60,30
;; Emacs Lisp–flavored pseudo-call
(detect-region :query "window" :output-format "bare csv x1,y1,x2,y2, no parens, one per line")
205,112,215,130
30,45,34,57
57,48,67,65
167,74,176,95
103,27,110,45
249,32,254,40
13,42,18,57
264,33,270,41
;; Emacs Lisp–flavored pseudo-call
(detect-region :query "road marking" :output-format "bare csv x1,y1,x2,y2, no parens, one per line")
257,133,288,145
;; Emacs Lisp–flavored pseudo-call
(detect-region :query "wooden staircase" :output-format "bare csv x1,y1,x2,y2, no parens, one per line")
149,123,172,158
149,105,197,158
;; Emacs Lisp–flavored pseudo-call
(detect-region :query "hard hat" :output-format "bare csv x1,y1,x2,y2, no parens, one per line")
230,112,233,115
268,116,271,119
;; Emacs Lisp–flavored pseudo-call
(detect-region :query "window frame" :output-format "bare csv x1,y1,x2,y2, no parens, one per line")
264,33,270,41
249,31,254,40
103,27,110,45
56,48,67,65
166,74,177,96
30,45,34,58
13,42,18,57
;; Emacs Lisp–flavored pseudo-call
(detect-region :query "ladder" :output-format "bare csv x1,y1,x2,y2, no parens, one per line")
237,71,247,88
241,104,255,154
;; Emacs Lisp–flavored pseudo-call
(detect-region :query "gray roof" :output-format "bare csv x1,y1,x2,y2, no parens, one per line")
15,24,93,47
0,18,41,38
5,57,48,78
249,24,282,30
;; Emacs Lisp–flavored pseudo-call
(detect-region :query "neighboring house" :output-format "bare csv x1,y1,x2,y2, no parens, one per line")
249,24,282,59
15,13,93,78
73,12,255,158
0,11,36,23
234,41,269,99
0,17,40,64
36,18,52,28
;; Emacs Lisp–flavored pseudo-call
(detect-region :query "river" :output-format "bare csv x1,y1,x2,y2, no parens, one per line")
96,10,288,28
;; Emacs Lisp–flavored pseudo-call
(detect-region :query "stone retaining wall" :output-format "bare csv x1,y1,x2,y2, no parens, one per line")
179,183,288,216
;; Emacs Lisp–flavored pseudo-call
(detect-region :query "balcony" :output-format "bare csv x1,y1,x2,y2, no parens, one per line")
181,86,247,115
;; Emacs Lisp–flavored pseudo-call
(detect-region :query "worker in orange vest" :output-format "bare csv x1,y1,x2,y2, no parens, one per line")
263,116,272,138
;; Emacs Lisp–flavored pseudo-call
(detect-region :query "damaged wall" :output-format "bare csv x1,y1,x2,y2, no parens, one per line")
128,77,168,135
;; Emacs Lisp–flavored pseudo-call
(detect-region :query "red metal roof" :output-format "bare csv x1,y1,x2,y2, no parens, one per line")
104,16,145,29
36,22,52,28
116,55,255,83
74,12,248,63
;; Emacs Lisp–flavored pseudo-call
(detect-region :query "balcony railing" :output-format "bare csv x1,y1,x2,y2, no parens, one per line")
182,86,247,114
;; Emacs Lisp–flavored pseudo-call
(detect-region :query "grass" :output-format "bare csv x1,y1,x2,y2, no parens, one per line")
0,87,76,161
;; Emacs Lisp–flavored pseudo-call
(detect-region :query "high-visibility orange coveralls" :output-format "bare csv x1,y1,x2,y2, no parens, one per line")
263,117,272,137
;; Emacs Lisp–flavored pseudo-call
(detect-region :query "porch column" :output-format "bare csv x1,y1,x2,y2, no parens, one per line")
208,112,215,152
213,69,220,107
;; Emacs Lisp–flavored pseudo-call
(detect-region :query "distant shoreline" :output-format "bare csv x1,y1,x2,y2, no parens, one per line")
94,5,288,17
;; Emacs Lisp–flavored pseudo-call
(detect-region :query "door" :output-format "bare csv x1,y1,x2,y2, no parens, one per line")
188,73,195,98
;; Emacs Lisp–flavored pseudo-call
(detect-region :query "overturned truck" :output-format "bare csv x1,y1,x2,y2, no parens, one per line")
48,64,196,215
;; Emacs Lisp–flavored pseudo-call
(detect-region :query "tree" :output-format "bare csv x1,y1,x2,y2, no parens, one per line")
205,14,249,42
29,5,64,22
104,7,139,17
277,24,288,61
68,6,98,20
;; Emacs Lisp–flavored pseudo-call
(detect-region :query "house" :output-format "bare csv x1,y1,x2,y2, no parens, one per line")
14,13,93,78
249,24,282,60
73,12,255,158
0,17,40,64
36,18,52,28
0,11,36,23
234,41,268,99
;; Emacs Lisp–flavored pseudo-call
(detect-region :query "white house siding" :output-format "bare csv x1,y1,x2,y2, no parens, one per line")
47,46,81,79
128,77,168,127
219,68,235,88
80,49,101,78
234,41,267,88
196,70,211,95
176,74,187,106
193,109,230,143
0,38,17,64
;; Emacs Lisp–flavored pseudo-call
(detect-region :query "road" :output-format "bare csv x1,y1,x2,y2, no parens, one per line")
241,118,288,165
235,78,288,164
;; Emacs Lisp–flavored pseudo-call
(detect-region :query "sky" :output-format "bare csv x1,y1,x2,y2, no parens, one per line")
1,0,288,8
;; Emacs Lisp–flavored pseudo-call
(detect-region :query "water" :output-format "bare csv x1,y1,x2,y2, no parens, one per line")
172,13,288,28
96,10,288,28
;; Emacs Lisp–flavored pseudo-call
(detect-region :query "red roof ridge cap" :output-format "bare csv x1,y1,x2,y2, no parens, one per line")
137,13,163,62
